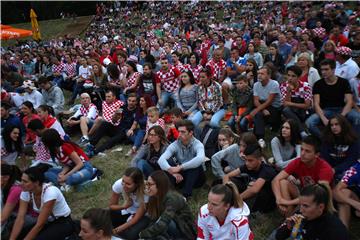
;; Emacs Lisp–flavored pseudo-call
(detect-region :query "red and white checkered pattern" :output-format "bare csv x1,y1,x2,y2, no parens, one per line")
146,117,165,133
312,27,326,39
126,72,141,88
341,166,357,184
157,66,181,93
33,136,52,162
201,40,211,52
280,81,312,104
80,103,98,120
206,59,226,81
102,99,124,126
336,46,352,56
1,147,8,157
174,62,185,72
64,62,77,78
52,63,65,74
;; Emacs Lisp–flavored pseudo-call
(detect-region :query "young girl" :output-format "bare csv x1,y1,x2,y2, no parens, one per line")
20,101,40,145
139,170,196,239
9,166,74,239
321,114,359,180
109,167,150,240
197,182,252,239
41,129,93,188
211,132,257,179
139,107,165,148
217,128,238,150
270,119,301,169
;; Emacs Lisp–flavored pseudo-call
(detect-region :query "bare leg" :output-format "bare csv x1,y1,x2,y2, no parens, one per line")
80,116,89,137
88,117,103,136
279,179,299,217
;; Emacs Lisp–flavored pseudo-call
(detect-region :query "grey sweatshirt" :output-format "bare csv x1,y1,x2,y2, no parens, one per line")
211,144,245,178
158,137,205,171
271,137,301,169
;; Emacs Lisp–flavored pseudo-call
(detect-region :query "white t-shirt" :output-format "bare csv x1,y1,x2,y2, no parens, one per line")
23,90,43,109
78,65,93,79
112,179,149,215
20,183,71,220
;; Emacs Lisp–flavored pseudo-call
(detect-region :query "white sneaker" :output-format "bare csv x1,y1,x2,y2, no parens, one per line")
60,185,71,192
258,139,266,148
204,157,210,162
98,152,107,157
111,147,123,152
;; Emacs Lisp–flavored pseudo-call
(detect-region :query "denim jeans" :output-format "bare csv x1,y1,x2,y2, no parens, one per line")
45,161,93,186
128,129,146,149
157,91,178,113
227,116,250,132
52,75,64,87
136,159,155,178
191,109,226,128
306,107,360,137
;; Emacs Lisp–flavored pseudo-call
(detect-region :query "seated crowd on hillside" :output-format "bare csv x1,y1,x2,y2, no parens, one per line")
1,1,360,239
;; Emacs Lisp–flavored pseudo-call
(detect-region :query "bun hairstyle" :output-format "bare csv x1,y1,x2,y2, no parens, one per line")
210,182,244,209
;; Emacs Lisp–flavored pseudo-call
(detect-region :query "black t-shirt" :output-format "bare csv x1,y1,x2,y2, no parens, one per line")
312,77,352,109
239,162,277,183
119,105,137,130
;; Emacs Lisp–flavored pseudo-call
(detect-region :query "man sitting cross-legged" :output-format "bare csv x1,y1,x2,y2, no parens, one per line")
272,135,334,217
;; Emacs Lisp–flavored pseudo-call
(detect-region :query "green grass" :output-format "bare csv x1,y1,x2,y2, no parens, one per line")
2,16,93,47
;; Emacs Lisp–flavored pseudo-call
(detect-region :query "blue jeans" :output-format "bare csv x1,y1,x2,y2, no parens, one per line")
227,116,250,132
306,107,360,137
128,129,146,149
45,162,93,186
52,75,64,87
157,91,178,113
136,159,155,178
191,109,226,128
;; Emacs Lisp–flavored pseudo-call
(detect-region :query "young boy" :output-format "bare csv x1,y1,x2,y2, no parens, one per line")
228,75,253,133
223,143,277,213
167,107,182,142
143,106,165,143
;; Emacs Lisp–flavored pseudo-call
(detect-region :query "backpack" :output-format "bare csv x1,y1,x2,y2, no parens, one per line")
198,124,220,158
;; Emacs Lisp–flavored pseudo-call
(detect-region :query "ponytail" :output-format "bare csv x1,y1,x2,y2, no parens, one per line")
300,182,336,214
210,182,244,209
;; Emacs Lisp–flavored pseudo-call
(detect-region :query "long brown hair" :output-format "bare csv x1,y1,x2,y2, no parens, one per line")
322,114,357,145
210,182,244,209
147,170,171,219
148,126,168,151
122,167,146,204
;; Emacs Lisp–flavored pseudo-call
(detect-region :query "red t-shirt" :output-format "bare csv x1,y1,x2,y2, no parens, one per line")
58,143,89,167
284,157,334,187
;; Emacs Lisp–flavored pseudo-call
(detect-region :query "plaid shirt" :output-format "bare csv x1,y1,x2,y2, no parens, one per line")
280,81,312,104
102,99,124,126
206,59,226,82
157,66,181,93
126,72,141,88
52,63,65,74
198,81,223,112
64,62,77,78
341,162,360,188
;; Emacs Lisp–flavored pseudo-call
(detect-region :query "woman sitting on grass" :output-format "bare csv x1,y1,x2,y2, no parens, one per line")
131,126,169,178
41,128,93,189
139,170,196,239
109,167,149,240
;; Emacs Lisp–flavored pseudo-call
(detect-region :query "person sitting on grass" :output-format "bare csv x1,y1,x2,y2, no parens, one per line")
228,75,253,133
197,182,253,240
272,135,334,217
223,143,277,213
131,126,169,178
9,165,75,240
139,170,197,239
36,104,66,138
333,161,360,229
158,120,206,199
211,132,257,180
166,107,182,142
139,106,165,150
109,167,150,240
66,92,98,146
270,119,301,170
41,129,93,190
269,183,349,240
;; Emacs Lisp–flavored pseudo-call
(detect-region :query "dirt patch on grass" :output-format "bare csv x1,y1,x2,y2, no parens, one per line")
55,15,93,37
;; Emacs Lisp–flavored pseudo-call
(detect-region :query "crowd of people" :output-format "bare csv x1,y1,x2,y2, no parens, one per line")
1,1,360,239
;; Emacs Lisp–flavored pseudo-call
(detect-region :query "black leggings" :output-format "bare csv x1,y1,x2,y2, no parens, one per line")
18,216,75,240
110,210,150,240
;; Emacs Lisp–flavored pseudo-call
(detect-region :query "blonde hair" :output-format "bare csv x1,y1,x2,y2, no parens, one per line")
298,52,313,67
147,106,160,116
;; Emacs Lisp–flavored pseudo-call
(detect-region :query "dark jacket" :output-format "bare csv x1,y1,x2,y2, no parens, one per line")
139,191,196,239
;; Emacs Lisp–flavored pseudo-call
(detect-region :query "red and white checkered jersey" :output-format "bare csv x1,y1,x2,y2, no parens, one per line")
33,136,52,162
102,99,124,126
64,62,77,78
174,62,185,73
80,103,98,120
206,59,226,81
52,63,65,74
146,117,165,133
156,66,181,93
280,81,312,104
312,27,327,39
126,72,141,88
189,64,203,83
